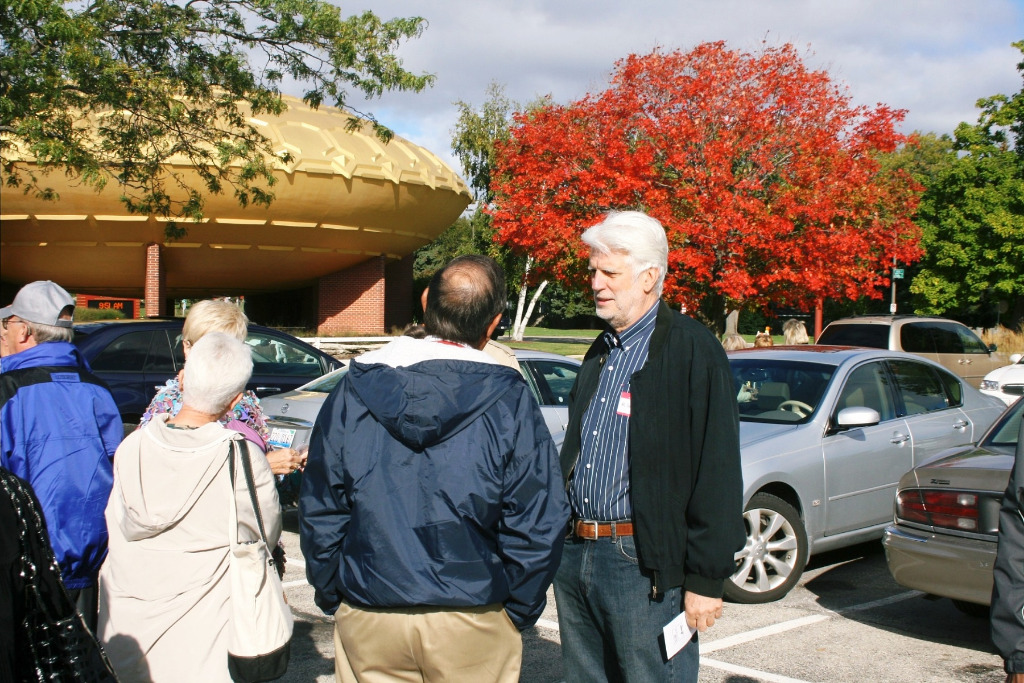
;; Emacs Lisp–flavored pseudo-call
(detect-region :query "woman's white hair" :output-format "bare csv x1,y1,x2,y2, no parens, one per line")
581,211,668,292
181,332,253,416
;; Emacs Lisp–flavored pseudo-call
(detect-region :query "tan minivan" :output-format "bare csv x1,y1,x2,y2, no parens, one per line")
816,315,1004,388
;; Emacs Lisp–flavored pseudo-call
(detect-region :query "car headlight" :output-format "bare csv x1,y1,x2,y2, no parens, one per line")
980,379,1001,391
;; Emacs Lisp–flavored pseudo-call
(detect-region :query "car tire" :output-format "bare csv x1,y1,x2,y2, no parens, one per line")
724,492,808,604
951,599,989,619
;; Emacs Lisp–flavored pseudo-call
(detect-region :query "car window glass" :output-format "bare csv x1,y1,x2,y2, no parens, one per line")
888,360,950,416
817,324,889,348
302,368,347,393
143,330,177,372
835,362,896,422
899,323,934,353
934,366,964,407
955,325,989,354
171,333,186,367
529,360,579,406
729,358,835,423
929,323,963,354
518,364,544,406
246,332,323,378
90,331,154,372
983,399,1024,450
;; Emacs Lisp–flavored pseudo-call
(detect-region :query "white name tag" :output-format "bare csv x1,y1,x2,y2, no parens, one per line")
616,391,632,417
662,610,696,659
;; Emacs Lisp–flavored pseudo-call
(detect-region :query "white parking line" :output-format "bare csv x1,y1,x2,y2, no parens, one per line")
701,614,829,653
282,579,309,589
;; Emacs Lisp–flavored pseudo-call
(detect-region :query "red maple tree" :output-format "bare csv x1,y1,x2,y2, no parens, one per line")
489,42,923,332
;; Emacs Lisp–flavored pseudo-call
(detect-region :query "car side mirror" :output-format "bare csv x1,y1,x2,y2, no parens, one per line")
1010,353,1022,364
833,406,881,432
988,343,998,353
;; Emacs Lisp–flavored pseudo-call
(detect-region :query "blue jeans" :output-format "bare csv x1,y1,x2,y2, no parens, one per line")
554,535,699,683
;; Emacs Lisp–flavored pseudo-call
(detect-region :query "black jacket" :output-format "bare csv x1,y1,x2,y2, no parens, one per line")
560,302,745,598
991,415,1024,674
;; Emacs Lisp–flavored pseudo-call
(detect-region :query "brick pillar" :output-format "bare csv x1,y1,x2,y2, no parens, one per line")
144,242,166,317
317,257,386,335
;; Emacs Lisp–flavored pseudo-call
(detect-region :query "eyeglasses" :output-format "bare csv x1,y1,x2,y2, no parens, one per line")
1,317,26,331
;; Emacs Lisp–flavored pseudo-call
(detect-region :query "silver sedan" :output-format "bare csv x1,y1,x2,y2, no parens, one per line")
259,348,580,451
725,346,1005,603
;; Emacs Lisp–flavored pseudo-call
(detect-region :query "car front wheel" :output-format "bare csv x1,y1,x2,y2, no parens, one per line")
724,492,808,604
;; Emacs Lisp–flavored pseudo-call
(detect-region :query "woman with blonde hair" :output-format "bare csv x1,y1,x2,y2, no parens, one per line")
99,333,283,681
139,299,304,476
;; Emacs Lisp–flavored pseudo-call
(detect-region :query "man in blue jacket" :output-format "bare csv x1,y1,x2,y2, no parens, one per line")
300,255,569,682
0,280,121,629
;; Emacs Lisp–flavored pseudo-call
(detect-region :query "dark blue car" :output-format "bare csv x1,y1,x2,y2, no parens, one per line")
73,318,342,428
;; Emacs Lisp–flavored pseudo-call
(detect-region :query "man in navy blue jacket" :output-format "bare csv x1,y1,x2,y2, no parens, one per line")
0,281,121,629
300,255,569,682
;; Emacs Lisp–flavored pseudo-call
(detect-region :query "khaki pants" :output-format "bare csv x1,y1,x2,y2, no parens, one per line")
333,602,522,683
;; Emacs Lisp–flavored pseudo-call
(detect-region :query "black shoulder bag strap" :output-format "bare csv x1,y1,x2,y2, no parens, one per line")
228,440,271,549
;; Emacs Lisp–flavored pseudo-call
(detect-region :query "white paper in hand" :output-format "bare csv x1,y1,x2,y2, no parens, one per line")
662,610,697,660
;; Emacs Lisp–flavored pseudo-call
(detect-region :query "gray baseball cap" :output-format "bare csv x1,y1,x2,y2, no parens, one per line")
0,281,75,328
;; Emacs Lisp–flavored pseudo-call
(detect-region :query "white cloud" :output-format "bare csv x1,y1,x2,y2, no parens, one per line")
324,0,1023,174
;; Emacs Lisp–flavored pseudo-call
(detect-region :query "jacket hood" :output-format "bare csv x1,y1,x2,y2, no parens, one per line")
112,416,237,540
349,336,521,450
1,340,91,373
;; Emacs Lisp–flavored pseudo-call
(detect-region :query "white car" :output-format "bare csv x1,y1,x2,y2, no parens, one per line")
979,353,1024,405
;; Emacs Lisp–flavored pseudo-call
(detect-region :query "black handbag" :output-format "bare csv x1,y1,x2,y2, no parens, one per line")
0,468,119,682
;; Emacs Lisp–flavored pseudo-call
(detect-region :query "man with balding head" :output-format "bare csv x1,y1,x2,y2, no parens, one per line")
300,255,568,682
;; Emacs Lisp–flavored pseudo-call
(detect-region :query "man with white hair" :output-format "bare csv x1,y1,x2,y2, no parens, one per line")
0,280,121,628
555,211,745,682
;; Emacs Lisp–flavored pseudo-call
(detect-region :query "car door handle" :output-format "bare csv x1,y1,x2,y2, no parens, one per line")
256,386,282,395
958,359,972,365
890,433,911,445
952,419,969,430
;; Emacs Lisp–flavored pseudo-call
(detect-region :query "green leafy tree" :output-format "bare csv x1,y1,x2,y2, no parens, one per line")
445,83,557,339
909,42,1024,327
1,1,433,236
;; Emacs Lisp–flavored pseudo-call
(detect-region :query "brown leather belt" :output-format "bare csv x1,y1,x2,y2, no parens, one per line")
572,519,634,540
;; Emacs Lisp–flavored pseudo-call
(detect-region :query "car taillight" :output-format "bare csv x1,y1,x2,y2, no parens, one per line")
896,490,979,532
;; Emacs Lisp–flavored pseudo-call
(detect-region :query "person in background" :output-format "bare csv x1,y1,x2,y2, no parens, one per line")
722,333,749,350
556,211,744,682
991,415,1024,683
0,280,121,632
783,319,810,345
301,254,568,682
139,298,305,477
99,333,281,682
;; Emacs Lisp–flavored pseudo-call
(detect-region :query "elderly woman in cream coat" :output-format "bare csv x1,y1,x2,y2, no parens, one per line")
98,333,282,682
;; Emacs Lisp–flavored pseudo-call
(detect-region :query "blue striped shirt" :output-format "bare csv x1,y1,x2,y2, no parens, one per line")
570,302,658,521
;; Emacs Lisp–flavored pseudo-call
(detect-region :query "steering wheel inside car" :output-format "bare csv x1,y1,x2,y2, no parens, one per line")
778,400,813,418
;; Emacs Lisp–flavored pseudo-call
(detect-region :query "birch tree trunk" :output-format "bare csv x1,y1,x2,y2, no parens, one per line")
513,280,549,341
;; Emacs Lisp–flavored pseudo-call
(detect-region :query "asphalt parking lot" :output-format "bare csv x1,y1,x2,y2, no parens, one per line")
277,511,1005,682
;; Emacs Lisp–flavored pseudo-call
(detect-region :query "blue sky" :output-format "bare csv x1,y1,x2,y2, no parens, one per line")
330,0,1023,174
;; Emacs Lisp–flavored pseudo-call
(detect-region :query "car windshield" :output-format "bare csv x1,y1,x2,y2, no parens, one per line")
729,358,836,424
301,368,348,393
980,399,1024,454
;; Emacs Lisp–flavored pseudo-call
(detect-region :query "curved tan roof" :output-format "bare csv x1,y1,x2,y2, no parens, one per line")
0,96,471,297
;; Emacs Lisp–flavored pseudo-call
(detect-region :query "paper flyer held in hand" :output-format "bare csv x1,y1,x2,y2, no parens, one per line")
662,611,697,660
